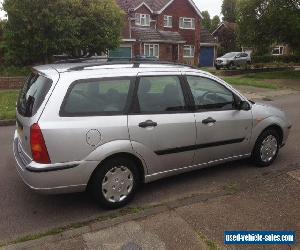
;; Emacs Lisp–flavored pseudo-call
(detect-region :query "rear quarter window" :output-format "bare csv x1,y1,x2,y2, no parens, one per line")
17,73,53,117
60,78,132,116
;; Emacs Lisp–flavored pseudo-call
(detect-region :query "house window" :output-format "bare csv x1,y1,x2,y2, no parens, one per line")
144,44,159,58
179,17,195,29
135,13,150,26
272,46,284,55
164,15,172,28
183,45,195,58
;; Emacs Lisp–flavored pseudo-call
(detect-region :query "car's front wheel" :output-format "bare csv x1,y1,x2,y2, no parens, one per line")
90,157,139,209
252,128,280,167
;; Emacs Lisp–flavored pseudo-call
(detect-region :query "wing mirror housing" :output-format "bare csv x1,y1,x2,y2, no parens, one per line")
234,96,251,111
239,101,251,111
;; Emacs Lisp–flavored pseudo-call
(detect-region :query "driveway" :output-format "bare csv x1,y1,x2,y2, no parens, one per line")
0,93,299,245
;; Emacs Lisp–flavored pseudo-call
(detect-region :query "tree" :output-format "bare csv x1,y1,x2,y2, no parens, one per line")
201,11,211,31
237,0,300,54
222,0,238,22
0,20,6,64
2,0,124,65
201,11,221,33
211,15,221,33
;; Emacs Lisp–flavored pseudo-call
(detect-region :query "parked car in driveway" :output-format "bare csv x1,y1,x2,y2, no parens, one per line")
215,52,251,70
13,61,291,209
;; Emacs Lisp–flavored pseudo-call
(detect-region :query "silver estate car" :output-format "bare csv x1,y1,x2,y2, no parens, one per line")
13,62,291,209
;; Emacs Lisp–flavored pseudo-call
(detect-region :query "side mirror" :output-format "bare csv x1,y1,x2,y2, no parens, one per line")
238,100,251,111
234,96,251,111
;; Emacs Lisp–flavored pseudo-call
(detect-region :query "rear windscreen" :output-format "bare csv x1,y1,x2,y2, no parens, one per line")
17,73,52,117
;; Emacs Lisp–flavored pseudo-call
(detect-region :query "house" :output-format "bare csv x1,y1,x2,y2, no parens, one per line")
113,0,203,65
199,27,218,67
212,21,238,55
213,22,292,57
271,44,291,56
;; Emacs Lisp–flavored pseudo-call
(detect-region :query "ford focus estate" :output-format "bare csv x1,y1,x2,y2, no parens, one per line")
13,62,291,208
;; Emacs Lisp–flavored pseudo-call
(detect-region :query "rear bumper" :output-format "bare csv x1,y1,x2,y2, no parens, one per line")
13,131,98,194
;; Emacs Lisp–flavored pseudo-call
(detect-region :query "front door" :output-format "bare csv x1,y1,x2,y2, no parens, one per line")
185,74,253,164
128,73,196,175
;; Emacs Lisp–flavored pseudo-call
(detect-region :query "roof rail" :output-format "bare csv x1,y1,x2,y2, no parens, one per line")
67,60,198,71
54,56,108,64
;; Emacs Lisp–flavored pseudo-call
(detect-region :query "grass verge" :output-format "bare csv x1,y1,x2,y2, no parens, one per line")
222,77,280,89
0,90,19,120
243,70,300,80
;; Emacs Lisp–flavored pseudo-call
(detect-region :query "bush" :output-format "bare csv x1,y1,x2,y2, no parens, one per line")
0,66,31,76
252,55,300,64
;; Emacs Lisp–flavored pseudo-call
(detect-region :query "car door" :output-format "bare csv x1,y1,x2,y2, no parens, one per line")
234,53,243,66
128,73,197,175
184,73,253,165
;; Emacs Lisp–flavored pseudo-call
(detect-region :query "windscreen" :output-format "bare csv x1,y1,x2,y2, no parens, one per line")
17,73,52,117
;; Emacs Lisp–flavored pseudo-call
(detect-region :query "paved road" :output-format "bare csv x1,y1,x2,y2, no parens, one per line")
0,93,299,243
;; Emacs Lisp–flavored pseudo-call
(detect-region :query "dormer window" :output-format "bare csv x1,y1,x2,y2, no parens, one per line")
164,15,173,28
135,13,150,26
179,17,195,30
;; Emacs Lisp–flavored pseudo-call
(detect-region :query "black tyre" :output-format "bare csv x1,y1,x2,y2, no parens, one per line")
90,157,140,209
215,65,221,70
252,128,280,167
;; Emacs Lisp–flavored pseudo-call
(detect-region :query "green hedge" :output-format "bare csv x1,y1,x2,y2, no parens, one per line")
252,55,300,64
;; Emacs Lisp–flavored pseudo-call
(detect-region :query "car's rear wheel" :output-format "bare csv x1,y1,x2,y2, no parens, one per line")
90,157,139,209
252,128,280,167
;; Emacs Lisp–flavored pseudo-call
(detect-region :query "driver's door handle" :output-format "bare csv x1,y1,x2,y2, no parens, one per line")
139,120,158,128
202,117,216,124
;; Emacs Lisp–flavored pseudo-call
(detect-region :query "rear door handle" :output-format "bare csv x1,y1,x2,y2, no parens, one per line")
139,120,158,128
202,117,216,124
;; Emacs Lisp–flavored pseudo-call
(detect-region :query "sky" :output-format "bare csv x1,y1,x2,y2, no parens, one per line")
0,0,4,20
0,0,223,19
195,0,223,17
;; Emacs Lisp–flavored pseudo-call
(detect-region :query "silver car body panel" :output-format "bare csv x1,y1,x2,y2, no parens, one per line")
13,63,291,193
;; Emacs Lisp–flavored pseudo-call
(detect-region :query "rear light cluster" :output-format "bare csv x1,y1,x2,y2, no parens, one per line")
30,123,51,164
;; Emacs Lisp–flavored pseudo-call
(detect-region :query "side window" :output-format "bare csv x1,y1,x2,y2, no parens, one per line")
137,76,186,113
186,76,235,110
61,78,131,116
17,73,52,117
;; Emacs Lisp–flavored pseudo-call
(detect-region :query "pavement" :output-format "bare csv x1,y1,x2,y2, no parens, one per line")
0,90,300,249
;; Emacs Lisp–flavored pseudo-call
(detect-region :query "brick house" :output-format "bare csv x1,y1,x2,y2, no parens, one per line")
212,21,238,56
114,0,203,65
